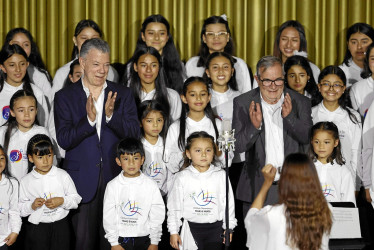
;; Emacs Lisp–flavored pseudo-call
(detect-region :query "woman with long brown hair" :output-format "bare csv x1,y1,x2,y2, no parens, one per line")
245,153,332,250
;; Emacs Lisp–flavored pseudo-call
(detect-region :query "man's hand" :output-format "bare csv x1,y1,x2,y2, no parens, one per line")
281,93,292,118
105,91,117,118
249,101,262,129
87,93,96,122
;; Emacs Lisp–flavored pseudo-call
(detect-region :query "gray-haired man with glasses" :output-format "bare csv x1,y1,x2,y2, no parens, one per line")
232,55,313,216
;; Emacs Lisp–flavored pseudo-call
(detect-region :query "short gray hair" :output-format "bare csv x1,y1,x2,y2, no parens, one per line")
79,38,110,58
256,55,282,77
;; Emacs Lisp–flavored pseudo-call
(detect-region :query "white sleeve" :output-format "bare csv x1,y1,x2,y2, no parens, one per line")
37,94,50,128
18,180,35,217
148,185,166,245
234,57,252,93
9,179,22,234
168,89,182,123
60,172,82,209
223,178,237,230
350,86,359,111
349,114,362,190
244,207,270,249
362,106,374,188
103,183,119,246
167,174,184,235
341,168,356,206
164,123,184,173
108,66,119,83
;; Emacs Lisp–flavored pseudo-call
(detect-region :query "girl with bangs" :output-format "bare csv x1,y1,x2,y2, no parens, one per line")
245,153,332,250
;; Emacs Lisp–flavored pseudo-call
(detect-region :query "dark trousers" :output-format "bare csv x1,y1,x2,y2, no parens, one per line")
0,244,8,250
71,169,110,250
24,217,70,250
188,221,223,250
118,236,150,250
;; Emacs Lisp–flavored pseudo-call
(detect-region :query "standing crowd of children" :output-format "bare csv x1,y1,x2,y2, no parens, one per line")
0,13,374,250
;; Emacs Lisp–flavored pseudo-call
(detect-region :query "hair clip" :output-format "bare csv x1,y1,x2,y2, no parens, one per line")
220,14,228,21
293,50,308,58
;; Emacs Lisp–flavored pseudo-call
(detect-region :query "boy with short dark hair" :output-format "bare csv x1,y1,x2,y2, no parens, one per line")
103,137,165,250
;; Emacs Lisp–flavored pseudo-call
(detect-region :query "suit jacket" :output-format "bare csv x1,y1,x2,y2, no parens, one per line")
232,87,312,203
54,80,140,203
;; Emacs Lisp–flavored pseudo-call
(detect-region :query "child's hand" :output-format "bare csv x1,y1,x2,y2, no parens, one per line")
4,232,18,246
262,164,276,185
111,245,124,250
170,234,182,249
148,244,158,250
45,197,64,209
222,231,233,244
32,198,45,210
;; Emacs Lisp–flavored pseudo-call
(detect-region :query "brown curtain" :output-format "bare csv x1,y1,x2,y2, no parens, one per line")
1,0,373,77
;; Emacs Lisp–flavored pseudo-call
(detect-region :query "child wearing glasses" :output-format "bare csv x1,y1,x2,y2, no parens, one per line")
312,66,362,192
185,15,253,94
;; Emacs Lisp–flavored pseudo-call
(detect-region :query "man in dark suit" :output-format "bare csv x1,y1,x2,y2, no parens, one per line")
54,38,140,250
232,55,312,216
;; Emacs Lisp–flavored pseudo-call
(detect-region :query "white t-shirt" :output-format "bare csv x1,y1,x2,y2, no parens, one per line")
245,204,329,250
27,64,52,104
210,87,241,122
0,81,50,128
141,136,171,196
0,125,51,181
339,59,364,88
362,102,374,207
140,88,182,123
0,175,21,247
164,115,225,173
19,166,82,224
350,77,374,119
103,171,165,246
185,56,252,94
312,102,362,189
167,164,236,249
314,160,356,205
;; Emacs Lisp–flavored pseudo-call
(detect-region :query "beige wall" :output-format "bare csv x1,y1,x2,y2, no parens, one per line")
1,0,373,77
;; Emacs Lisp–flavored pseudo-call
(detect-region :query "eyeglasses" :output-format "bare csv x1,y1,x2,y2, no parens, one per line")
319,82,345,91
259,78,285,87
205,31,228,39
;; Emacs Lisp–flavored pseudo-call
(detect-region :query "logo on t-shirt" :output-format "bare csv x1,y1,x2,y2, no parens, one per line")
0,204,5,215
145,161,162,177
322,184,335,198
9,150,22,162
43,192,53,200
2,106,10,120
120,200,142,216
191,190,216,207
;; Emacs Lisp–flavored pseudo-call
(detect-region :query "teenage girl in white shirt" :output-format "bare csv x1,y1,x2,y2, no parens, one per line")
124,14,185,93
4,28,53,104
164,77,222,174
185,15,252,93
168,131,236,250
0,44,49,127
128,46,181,124
339,23,374,87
